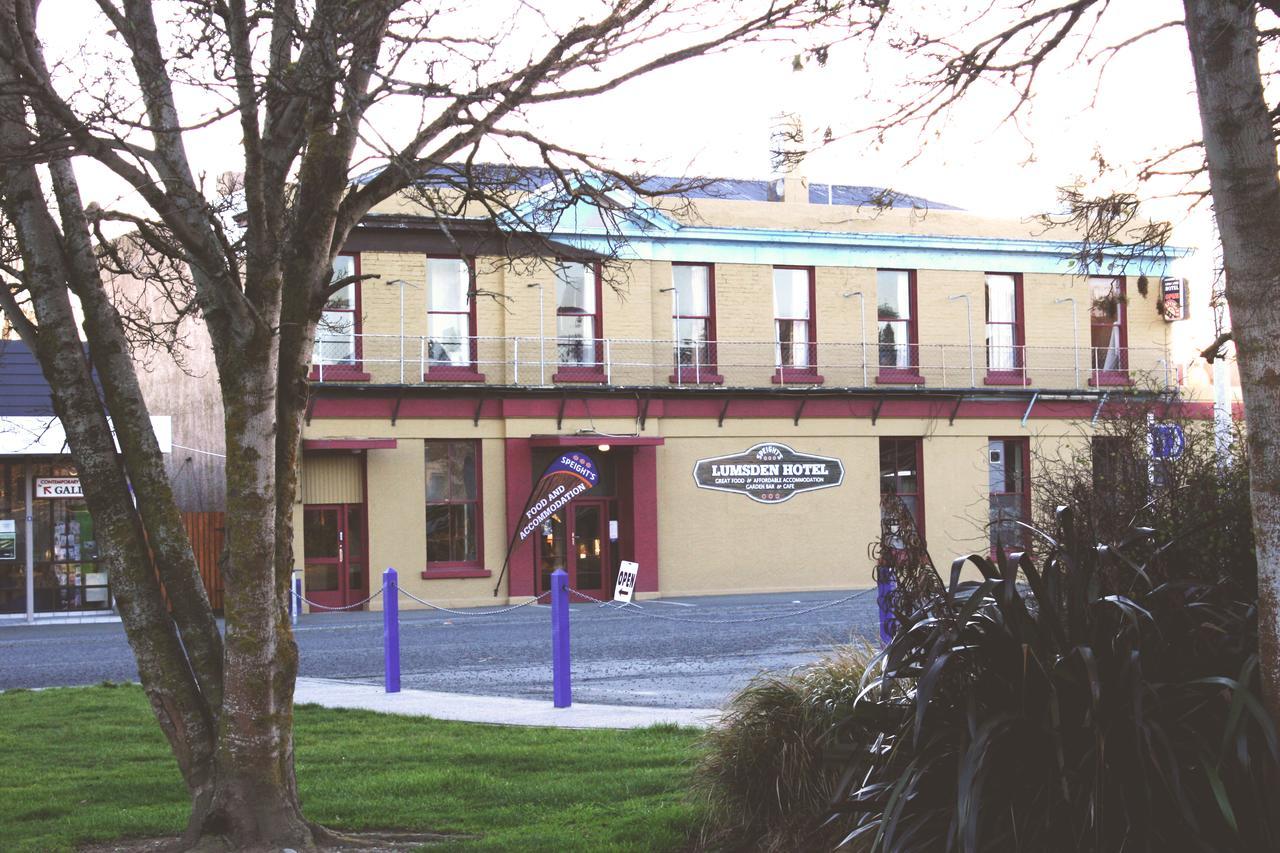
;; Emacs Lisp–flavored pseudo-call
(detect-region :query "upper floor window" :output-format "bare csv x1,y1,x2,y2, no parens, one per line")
672,263,717,380
425,440,481,568
555,261,603,375
985,273,1024,382
426,258,479,376
1089,276,1128,382
312,254,368,380
988,438,1029,554
773,266,816,373
877,269,918,380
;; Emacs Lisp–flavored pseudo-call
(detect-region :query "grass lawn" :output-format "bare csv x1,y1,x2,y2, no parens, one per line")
0,683,704,852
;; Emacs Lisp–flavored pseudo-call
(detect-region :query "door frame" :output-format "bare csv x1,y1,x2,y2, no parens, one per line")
302,503,369,611
534,497,614,601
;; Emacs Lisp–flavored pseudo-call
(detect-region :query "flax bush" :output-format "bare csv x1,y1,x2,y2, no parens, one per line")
691,644,875,852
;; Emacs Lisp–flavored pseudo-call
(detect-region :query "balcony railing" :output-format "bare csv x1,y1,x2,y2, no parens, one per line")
310,334,1174,392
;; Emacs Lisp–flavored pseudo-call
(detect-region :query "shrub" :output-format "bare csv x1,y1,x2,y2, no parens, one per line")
829,510,1278,852
692,644,875,852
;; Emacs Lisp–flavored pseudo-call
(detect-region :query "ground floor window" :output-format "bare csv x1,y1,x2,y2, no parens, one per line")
988,438,1030,554
879,437,924,542
425,440,481,566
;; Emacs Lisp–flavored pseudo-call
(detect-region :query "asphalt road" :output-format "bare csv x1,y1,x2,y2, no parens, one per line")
0,589,881,708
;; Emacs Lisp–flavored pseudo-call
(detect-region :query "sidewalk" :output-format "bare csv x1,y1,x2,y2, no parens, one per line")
294,677,722,729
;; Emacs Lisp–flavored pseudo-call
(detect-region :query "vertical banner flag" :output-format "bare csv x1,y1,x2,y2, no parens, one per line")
493,451,600,594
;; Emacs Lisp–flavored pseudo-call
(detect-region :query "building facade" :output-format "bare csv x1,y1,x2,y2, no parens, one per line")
0,340,173,622
296,174,1187,610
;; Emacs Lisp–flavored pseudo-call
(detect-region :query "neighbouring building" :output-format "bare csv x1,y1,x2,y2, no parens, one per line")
0,339,173,622
295,167,1193,612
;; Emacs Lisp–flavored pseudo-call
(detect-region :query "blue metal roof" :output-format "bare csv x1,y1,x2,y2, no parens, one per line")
0,339,55,416
354,164,960,210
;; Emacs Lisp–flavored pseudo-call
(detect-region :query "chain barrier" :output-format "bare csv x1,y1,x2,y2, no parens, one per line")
290,586,384,611
565,586,877,625
396,587,551,617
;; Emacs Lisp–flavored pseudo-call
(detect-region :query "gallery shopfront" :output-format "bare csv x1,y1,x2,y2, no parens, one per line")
0,459,112,620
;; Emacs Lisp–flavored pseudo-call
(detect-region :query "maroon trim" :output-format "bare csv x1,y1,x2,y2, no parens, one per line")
421,568,492,579
669,371,725,385
425,255,481,375
505,439,535,598
772,369,825,385
303,438,398,451
773,266,818,378
310,393,1209,423
423,368,487,383
877,269,920,382
529,435,665,447
631,445,660,593
424,439,485,571
984,272,1027,385
984,374,1033,387
875,373,926,386
671,262,718,380
310,253,366,382
552,369,608,384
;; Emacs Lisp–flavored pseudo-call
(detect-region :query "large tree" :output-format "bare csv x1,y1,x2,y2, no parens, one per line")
832,0,1280,724
0,1,874,847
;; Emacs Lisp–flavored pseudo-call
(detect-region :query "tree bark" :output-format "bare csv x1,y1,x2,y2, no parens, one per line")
1183,0,1280,722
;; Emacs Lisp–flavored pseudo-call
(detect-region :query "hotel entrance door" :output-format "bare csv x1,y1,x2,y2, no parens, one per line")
302,504,368,611
536,499,611,601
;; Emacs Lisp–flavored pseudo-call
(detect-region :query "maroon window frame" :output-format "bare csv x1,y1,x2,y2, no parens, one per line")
424,256,485,382
984,272,1028,386
772,266,822,384
988,437,1031,555
670,263,722,384
879,437,925,540
875,269,922,384
553,260,606,383
1088,276,1130,386
311,253,371,381
423,440,486,575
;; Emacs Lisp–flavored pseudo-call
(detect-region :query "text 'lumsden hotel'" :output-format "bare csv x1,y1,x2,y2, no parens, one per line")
295,166,1191,611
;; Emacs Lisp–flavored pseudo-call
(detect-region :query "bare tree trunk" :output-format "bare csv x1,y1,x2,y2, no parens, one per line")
1183,0,1280,722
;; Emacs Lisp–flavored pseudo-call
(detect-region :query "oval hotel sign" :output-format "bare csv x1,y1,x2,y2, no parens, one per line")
692,442,844,504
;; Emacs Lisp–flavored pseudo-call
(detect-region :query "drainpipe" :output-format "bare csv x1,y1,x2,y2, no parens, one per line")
1054,296,1079,388
948,294,973,385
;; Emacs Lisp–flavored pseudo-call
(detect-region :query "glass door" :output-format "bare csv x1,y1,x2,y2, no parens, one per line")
535,499,611,601
303,504,368,612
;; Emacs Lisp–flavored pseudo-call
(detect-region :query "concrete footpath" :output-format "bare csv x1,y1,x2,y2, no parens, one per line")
294,677,722,729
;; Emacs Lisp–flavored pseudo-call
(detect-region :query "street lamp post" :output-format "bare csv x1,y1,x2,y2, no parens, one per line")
842,290,865,385
527,282,545,385
1054,296,1079,387
387,278,421,384
948,293,974,386
659,285,679,383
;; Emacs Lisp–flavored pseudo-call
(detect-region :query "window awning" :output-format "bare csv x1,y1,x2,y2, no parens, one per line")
528,435,664,447
302,438,398,451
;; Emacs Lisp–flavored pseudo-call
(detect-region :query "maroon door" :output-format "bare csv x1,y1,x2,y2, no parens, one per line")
536,499,612,601
303,504,368,611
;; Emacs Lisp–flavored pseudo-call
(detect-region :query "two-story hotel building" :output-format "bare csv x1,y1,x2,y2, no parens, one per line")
295,171,1186,611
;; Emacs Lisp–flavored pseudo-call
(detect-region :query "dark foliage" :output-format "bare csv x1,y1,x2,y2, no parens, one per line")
1033,406,1254,595
829,508,1278,852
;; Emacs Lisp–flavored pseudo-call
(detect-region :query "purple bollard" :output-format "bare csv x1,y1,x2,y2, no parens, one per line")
551,568,571,708
875,564,897,646
292,573,302,626
383,568,401,693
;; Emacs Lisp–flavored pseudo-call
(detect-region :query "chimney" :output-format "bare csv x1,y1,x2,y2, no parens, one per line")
771,112,809,204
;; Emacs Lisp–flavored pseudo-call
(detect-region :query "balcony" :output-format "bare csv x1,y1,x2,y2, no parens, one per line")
310,335,1174,392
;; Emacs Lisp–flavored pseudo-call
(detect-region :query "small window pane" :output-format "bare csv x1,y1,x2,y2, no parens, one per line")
986,274,1016,323
877,270,911,320
673,265,710,316
429,259,469,312
556,263,595,313
772,269,810,318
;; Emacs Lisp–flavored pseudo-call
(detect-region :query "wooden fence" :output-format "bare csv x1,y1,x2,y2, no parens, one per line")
181,511,224,610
